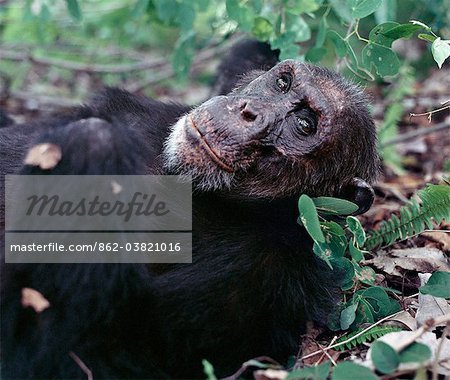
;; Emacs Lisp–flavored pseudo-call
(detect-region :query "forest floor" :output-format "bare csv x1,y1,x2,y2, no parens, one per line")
1,51,449,379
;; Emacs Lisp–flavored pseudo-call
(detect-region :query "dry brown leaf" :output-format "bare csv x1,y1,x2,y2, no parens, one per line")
254,369,288,380
416,273,450,326
21,287,50,313
364,248,450,277
422,231,450,251
110,180,123,194
24,143,62,170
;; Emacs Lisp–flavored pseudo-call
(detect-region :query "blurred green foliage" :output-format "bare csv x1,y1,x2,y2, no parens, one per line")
1,0,449,79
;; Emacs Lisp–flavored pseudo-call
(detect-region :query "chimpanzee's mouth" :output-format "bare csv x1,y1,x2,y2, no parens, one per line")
187,115,234,173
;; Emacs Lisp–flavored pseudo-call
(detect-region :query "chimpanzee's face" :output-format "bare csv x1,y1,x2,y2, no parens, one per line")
164,60,378,200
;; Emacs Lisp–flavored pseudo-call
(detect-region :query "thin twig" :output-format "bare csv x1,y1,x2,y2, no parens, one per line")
433,322,450,380
0,49,167,73
380,120,450,147
300,310,405,360
68,351,93,380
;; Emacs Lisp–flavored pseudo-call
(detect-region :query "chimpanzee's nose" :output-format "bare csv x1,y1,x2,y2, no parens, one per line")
239,101,258,122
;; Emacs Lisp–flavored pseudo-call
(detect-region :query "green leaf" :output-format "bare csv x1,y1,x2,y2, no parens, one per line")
399,342,432,364
286,361,331,380
418,33,436,43
285,0,322,14
371,341,400,374
313,241,333,269
419,271,450,298
340,302,358,330
329,0,353,22
285,14,311,42
226,0,256,31
328,30,347,58
332,362,379,380
381,23,422,39
353,261,376,285
131,0,150,18
313,197,359,215
315,16,328,47
410,20,431,31
431,38,450,69
347,0,382,19
65,0,82,21
362,42,400,76
349,242,364,262
368,22,398,47
332,257,355,290
251,17,273,41
346,216,366,246
360,287,400,318
298,195,325,243
305,47,327,62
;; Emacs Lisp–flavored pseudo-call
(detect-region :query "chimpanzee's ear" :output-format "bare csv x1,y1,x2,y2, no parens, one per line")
338,177,375,216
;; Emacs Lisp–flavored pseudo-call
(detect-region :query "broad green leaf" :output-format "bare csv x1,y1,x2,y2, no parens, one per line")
286,361,331,380
347,0,382,19
298,194,325,243
323,221,348,258
362,42,400,76
346,216,366,246
369,22,398,47
371,341,399,374
353,298,375,325
332,362,379,380
382,23,422,39
399,342,432,364
353,261,376,285
431,38,450,69
313,241,333,269
65,0,81,21
331,257,355,290
419,271,450,298
361,287,400,318
349,242,364,262
340,302,358,330
313,197,359,215
327,30,347,58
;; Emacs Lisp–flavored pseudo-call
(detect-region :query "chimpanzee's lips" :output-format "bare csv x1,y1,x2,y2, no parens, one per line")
187,115,234,173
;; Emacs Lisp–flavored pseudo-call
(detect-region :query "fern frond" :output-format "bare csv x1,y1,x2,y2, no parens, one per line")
365,183,450,250
334,326,402,351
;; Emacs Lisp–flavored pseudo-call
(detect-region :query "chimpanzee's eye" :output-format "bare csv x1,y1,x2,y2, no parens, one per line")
276,73,292,93
296,117,317,136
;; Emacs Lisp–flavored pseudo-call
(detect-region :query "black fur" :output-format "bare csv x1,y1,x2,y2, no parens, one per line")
1,41,377,379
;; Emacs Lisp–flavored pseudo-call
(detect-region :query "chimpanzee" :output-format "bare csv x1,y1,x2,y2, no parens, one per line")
0,40,378,379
